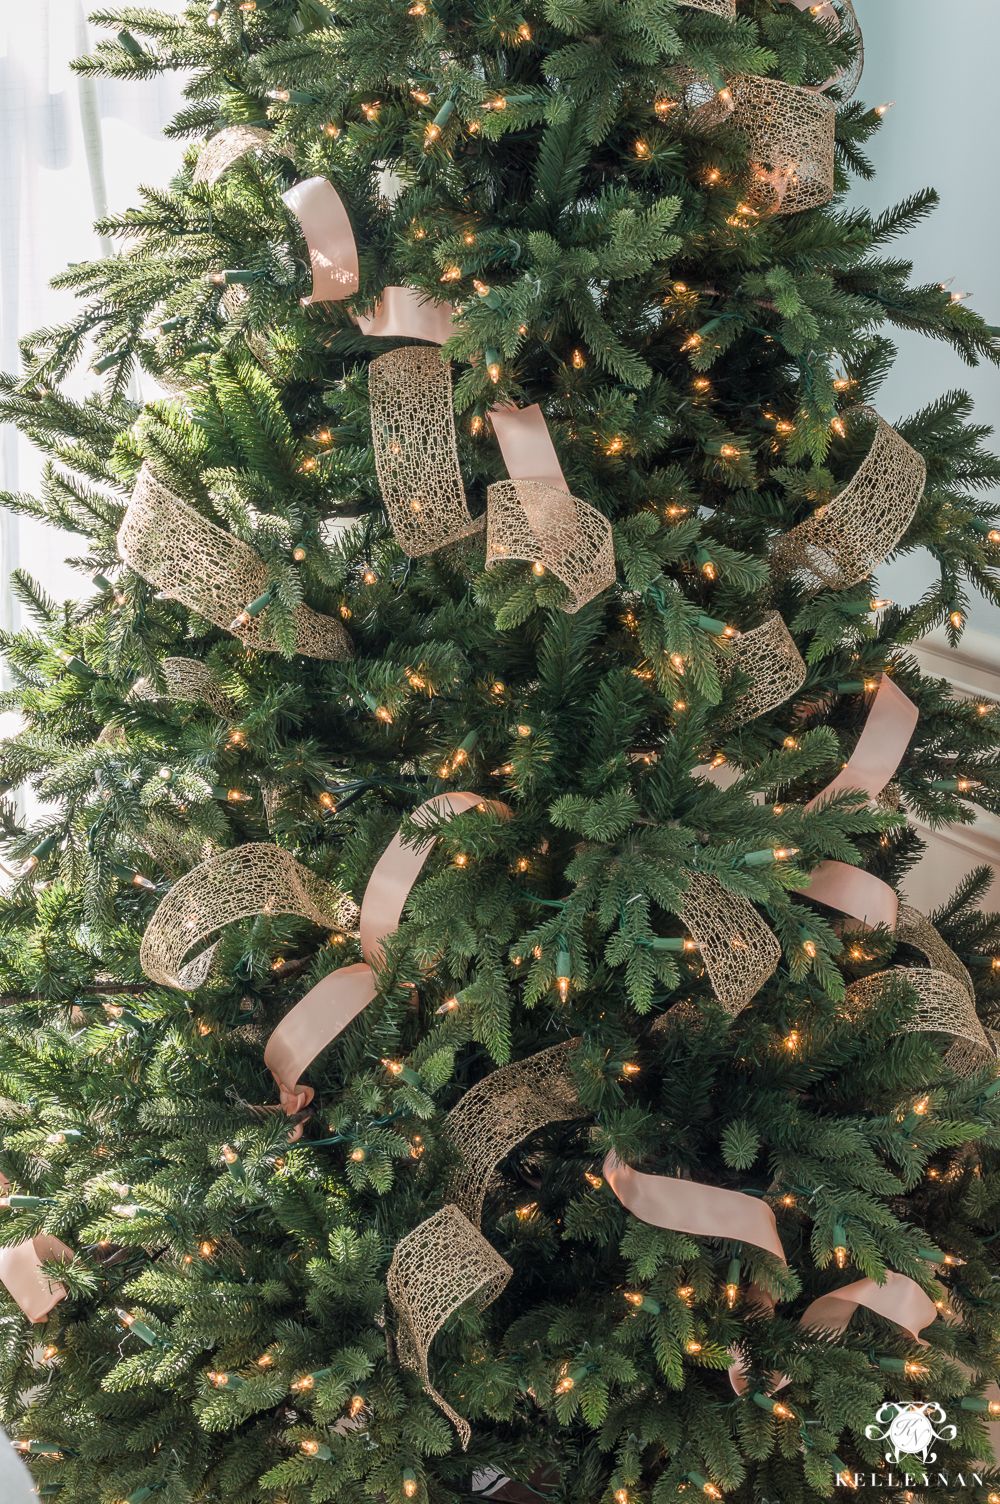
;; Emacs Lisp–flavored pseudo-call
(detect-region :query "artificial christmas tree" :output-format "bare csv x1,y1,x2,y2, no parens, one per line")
1,1,1000,1501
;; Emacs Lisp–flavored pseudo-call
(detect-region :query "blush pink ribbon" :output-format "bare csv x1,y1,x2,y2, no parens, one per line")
602,1156,940,1398
281,176,571,494
265,792,508,1113
602,1153,786,1262
794,675,919,932
0,1176,71,1323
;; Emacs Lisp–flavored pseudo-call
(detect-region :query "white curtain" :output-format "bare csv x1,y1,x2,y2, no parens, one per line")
0,1,185,617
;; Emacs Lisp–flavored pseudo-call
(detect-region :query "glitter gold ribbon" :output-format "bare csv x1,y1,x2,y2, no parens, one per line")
118,465,353,660
139,842,356,991
386,1203,512,1449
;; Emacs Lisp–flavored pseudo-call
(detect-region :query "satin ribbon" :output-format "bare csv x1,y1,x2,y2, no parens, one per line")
0,1177,71,1323
795,675,919,932
602,1153,786,1263
265,792,507,1112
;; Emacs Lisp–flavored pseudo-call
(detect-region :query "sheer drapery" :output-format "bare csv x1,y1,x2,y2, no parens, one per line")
0,2,185,615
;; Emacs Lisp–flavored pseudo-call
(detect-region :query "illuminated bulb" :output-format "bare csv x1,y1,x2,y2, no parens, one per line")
623,1292,645,1308
487,357,502,383
532,560,546,576
226,787,250,803
685,1339,703,1355
950,609,965,629
382,1058,405,1077
323,121,341,137
515,856,530,873
472,278,491,298
453,853,469,868
403,1477,419,1499
516,1202,538,1220
318,791,337,813
673,699,687,712
702,1491,722,1504
874,101,895,117
361,101,381,121
903,1360,928,1378
653,96,676,117
831,417,847,438
554,1374,575,1394
349,1147,366,1163
692,376,711,393
584,1171,603,1189
783,1029,801,1052
256,1353,275,1368
775,419,795,436
463,231,476,246
988,529,1000,544
221,1144,238,1165
719,444,740,459
704,167,722,185
725,1282,738,1309
268,89,291,102
408,0,427,11
208,1370,229,1388
571,348,586,368
676,1285,695,1304
469,415,485,437
374,706,393,724
199,1240,215,1258
348,1394,366,1417
485,96,507,111
912,1096,930,1116
516,723,532,737
773,847,799,861
834,1244,848,1270
669,652,685,673
620,1061,640,1078
517,21,532,39
780,1193,796,1208
772,1402,795,1420
300,1440,321,1457
802,940,817,959
783,735,799,749
292,1374,316,1391
410,87,431,105
634,139,650,159
46,1132,66,1146
681,333,702,352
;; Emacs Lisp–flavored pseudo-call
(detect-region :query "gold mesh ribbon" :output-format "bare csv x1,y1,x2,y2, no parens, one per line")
771,408,926,590
678,0,735,14
730,74,836,216
131,657,234,719
897,904,975,1000
783,0,864,100
117,465,352,660
680,873,782,1015
445,1041,581,1225
845,967,997,1078
485,481,615,612
139,843,356,989
386,1204,512,1449
368,347,485,556
720,612,807,728
192,125,288,187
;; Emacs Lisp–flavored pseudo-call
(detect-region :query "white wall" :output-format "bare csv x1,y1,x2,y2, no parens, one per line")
853,0,1000,630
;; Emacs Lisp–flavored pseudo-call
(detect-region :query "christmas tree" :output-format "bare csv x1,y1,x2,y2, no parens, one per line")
1,1,1000,1501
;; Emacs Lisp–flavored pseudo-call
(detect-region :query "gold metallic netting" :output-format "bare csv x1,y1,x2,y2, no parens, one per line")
771,408,927,590
192,125,283,187
720,612,807,728
845,967,996,1077
664,69,735,132
445,1040,581,1225
368,347,484,557
896,904,975,1000
139,842,355,989
946,1029,1000,1080
132,657,234,719
680,873,782,1015
386,1203,512,1449
678,0,735,15
117,465,352,660
485,480,616,613
785,0,864,100
142,817,219,880
730,74,836,216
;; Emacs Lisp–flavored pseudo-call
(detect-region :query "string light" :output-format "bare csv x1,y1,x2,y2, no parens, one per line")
653,96,677,118
584,1171,603,1189
571,348,586,369
833,1223,848,1269
634,139,650,159
692,376,711,393
403,1472,419,1498
874,101,895,117
361,101,381,121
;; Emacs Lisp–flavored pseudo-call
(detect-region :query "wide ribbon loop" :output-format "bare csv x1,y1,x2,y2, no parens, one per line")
282,176,359,304
0,1234,71,1324
193,124,289,187
118,465,353,660
799,1271,938,1343
794,674,920,933
445,1040,581,1225
264,793,508,1111
679,872,781,1015
771,408,926,591
386,1204,512,1449
720,611,807,728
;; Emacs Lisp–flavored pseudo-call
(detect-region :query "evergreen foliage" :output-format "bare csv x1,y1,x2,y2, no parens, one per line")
0,3,998,1502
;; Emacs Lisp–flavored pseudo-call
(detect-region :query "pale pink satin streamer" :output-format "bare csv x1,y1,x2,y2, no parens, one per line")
280,177,571,493
805,676,918,810
0,1176,71,1323
729,1271,938,1396
282,178,359,304
602,1152,786,1262
265,792,507,1112
794,675,918,931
